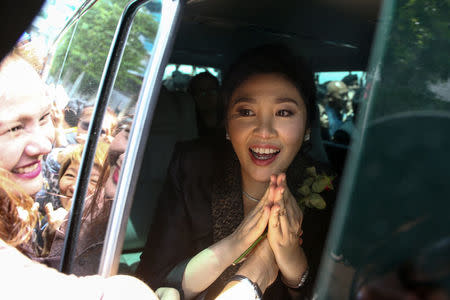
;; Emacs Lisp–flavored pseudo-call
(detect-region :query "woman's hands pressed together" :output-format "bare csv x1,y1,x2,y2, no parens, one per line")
267,174,308,287
230,180,274,252
237,173,308,289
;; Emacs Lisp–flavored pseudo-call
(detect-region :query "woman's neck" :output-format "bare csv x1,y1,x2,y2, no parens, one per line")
241,170,269,203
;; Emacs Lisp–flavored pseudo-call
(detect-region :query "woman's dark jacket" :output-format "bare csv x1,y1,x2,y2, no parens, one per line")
135,138,336,299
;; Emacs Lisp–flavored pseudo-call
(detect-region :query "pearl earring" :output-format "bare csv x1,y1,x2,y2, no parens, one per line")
304,133,310,142
226,132,230,140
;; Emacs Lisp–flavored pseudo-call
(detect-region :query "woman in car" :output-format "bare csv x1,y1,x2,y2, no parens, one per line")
136,45,336,299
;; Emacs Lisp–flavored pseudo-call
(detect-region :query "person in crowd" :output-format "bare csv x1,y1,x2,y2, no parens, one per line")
341,74,360,101
53,104,118,148
29,141,111,256
187,72,223,137
75,105,118,144
39,104,118,210
58,142,109,210
37,117,131,275
136,45,336,299
319,80,354,143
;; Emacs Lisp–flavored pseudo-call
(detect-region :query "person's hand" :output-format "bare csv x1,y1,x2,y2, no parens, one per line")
236,238,279,293
51,100,65,129
45,203,68,232
155,287,180,300
267,173,308,287
101,133,114,144
229,180,274,250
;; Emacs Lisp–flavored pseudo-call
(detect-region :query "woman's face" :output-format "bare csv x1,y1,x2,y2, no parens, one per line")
104,127,129,199
76,109,116,143
0,59,55,196
59,161,101,210
227,73,307,183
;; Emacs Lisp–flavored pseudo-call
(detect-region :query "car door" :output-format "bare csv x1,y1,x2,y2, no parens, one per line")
314,1,450,298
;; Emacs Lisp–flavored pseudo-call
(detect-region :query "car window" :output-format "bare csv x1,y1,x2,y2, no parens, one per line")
34,0,162,275
315,71,367,173
315,71,366,145
162,63,222,91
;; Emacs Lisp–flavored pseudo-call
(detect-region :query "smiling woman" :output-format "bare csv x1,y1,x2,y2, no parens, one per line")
136,45,336,300
226,73,307,185
58,142,109,210
0,53,54,197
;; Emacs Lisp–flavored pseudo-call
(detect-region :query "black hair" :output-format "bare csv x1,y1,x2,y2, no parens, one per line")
221,44,317,128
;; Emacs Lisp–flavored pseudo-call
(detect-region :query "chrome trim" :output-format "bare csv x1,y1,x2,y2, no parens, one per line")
98,0,183,277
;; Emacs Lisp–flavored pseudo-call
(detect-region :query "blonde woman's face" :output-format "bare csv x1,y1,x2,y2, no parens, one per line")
0,58,55,196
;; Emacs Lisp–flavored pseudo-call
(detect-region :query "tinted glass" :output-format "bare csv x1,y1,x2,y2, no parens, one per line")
315,0,450,298
39,0,161,275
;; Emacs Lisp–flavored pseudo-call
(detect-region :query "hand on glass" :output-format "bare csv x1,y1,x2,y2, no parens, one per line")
45,203,68,232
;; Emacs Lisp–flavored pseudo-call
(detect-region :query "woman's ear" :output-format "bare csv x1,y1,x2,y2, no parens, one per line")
304,128,311,142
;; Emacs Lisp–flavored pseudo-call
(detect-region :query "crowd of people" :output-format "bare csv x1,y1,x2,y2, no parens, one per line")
316,74,363,144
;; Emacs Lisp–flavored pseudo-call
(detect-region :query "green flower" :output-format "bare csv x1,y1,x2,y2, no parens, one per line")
302,193,327,209
297,166,334,211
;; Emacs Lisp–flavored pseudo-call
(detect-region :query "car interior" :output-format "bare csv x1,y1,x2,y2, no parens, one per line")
120,0,383,272
4,0,449,297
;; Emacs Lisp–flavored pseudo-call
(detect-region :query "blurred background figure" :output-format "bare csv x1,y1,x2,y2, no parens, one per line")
103,117,131,200
13,32,48,75
34,117,132,275
319,80,354,144
354,236,450,300
58,142,109,210
75,105,118,144
40,104,118,209
342,74,360,101
187,71,223,137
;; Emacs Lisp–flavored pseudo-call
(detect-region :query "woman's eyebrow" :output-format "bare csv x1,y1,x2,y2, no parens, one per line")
231,97,255,106
276,97,300,106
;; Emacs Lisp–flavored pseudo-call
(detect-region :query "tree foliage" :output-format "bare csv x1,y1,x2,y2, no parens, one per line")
371,0,450,118
48,0,159,99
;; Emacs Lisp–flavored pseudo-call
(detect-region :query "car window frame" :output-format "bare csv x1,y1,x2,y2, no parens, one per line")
98,0,183,277
57,0,182,275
